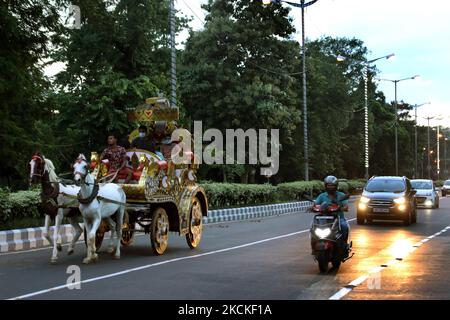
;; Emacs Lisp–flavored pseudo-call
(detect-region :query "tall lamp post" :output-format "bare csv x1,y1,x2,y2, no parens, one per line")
380,75,420,175
413,102,431,179
262,0,319,181
337,53,395,179
169,0,177,107
445,137,448,179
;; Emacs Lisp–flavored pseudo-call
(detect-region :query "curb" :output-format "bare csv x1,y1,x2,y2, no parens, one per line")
0,197,357,253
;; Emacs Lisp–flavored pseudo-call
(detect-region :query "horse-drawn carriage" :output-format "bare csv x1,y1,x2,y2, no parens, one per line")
88,97,208,255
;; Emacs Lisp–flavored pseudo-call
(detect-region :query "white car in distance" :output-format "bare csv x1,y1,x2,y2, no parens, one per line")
411,179,439,209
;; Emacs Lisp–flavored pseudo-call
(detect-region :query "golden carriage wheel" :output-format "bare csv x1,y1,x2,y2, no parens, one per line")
186,196,203,249
150,207,169,255
83,219,108,252
121,221,135,246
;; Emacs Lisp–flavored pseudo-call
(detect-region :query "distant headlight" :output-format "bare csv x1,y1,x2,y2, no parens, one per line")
360,196,370,204
424,200,433,206
394,197,406,205
315,228,331,239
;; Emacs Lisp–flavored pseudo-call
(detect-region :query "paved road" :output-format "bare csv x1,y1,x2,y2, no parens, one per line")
1,197,449,300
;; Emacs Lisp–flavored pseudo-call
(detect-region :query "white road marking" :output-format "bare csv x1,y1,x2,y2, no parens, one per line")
329,288,352,300
6,217,356,300
328,224,450,300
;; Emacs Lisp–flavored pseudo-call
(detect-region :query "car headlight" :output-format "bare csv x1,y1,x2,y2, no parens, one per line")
358,203,367,210
398,204,407,211
394,197,406,205
315,228,331,239
360,196,370,204
424,200,433,206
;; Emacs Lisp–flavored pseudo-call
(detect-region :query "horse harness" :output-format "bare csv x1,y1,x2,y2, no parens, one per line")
77,182,127,206
39,182,79,218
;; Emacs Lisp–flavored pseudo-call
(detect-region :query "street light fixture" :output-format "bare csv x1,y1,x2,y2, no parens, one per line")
412,102,431,178
337,53,395,179
379,75,420,176
262,0,319,181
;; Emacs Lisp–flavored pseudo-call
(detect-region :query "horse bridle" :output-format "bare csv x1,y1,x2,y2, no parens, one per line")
30,155,45,179
74,159,96,185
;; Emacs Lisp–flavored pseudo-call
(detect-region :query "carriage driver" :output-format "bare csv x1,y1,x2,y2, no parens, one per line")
100,133,133,183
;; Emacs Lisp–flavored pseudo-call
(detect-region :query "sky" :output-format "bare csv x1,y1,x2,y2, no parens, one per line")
46,0,450,128
175,0,450,128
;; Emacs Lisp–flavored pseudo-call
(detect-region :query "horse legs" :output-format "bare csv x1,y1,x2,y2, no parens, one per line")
83,216,100,264
43,215,53,247
106,217,116,254
51,210,63,264
114,205,125,260
67,216,82,255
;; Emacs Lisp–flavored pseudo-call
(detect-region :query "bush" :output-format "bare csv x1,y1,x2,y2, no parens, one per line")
276,181,323,201
200,183,277,208
0,188,41,223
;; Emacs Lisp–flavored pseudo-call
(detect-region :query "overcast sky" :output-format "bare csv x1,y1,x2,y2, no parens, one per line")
176,0,450,127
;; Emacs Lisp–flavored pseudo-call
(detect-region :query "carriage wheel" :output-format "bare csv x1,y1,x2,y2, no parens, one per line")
186,196,203,249
150,207,169,255
121,221,135,246
83,220,108,252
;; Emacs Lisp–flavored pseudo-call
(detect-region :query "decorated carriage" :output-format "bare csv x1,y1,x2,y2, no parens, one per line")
89,97,208,255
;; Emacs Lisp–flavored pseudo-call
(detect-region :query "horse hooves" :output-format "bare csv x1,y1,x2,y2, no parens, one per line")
57,244,62,252
113,255,120,260
82,258,91,264
50,259,58,265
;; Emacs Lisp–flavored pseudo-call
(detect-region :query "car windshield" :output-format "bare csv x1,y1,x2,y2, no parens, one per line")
445,181,450,186
365,179,406,193
411,181,432,190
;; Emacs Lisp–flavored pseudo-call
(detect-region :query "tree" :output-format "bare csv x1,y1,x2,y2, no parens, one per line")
53,0,188,153
0,0,65,189
180,0,302,183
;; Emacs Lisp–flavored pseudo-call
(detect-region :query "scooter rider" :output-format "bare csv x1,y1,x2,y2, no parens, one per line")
314,176,350,255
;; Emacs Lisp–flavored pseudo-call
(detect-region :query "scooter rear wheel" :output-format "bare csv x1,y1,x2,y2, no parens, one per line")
317,251,329,273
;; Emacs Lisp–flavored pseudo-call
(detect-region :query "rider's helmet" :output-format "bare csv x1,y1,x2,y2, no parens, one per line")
324,175,339,194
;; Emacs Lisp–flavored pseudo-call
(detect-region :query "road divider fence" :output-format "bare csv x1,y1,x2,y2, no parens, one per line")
1,197,357,253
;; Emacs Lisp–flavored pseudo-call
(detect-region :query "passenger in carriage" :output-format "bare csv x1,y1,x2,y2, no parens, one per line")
131,125,156,152
100,133,133,183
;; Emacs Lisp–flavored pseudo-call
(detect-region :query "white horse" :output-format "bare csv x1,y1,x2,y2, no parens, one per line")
29,153,83,264
73,154,126,263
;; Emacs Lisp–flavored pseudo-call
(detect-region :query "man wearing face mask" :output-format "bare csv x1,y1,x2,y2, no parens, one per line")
314,176,350,255
131,125,156,152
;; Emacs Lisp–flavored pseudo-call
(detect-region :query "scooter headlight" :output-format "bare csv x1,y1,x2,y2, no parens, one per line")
315,228,331,239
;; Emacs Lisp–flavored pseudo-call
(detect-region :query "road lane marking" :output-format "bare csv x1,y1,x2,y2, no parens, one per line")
329,224,450,300
6,217,354,300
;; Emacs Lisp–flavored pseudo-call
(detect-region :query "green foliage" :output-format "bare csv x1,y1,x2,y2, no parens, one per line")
201,182,278,208
0,0,67,189
0,188,40,223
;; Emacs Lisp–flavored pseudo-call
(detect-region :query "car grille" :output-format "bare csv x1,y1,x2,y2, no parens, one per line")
369,199,394,207
415,197,426,204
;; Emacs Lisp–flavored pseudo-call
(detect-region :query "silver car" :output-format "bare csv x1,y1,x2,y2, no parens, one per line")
442,180,450,197
411,179,439,209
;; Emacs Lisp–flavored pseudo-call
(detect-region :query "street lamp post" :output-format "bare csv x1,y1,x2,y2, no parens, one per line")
337,53,394,179
425,117,433,179
413,102,431,179
445,137,448,179
262,0,319,181
169,0,177,107
380,75,420,176
437,126,441,180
